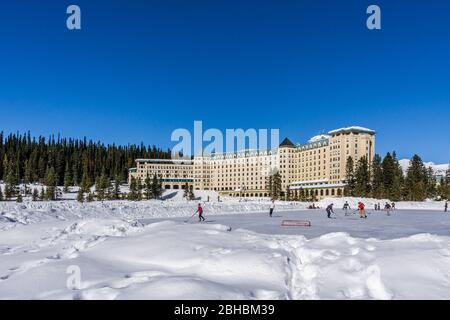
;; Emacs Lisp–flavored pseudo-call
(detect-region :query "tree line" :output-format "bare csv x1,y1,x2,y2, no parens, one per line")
344,152,449,201
0,131,171,201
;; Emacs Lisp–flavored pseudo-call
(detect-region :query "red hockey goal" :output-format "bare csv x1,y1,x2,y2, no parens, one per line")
281,220,311,227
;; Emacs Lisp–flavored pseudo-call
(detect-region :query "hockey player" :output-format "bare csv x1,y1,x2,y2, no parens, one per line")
358,202,367,219
384,202,392,216
196,203,205,222
326,203,334,219
343,201,351,216
269,200,275,217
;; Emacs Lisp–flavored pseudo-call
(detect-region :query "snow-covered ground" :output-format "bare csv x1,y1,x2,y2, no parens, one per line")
0,193,449,300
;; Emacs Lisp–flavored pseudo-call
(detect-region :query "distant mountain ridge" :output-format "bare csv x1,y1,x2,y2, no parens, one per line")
399,159,449,177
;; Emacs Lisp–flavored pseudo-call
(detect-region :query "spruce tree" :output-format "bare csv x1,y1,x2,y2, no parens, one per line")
404,155,428,201
63,163,72,193
96,170,109,201
151,174,162,199
32,188,39,201
77,188,84,202
145,174,153,200
112,176,121,200
271,172,282,200
136,178,143,200
425,166,436,199
370,154,384,198
44,167,57,201
299,188,306,201
87,192,95,202
188,185,195,200
354,156,371,197
344,156,356,196
80,171,91,194
183,182,190,199
24,160,32,184
39,187,45,201
285,185,291,201
127,176,139,200
4,163,17,200
266,175,273,199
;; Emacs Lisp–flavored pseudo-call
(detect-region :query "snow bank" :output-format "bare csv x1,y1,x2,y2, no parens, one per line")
0,198,304,231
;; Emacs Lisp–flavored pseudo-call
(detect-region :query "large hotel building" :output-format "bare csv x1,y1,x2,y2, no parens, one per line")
129,126,375,199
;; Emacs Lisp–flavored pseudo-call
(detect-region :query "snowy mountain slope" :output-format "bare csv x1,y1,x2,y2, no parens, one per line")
399,159,449,176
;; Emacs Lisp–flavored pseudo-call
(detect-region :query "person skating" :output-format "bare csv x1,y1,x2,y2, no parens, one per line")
445,201,448,212
326,203,334,218
384,202,392,216
343,201,351,216
358,202,367,219
269,200,275,217
391,202,396,210
196,203,205,222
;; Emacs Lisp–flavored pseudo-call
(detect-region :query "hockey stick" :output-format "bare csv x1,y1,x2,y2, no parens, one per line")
184,212,197,223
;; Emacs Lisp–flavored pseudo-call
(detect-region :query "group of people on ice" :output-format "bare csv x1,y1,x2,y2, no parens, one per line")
192,198,449,223
326,201,368,219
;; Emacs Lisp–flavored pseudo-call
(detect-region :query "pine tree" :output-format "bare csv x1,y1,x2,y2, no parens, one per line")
24,160,32,184
39,187,45,201
344,156,356,196
266,175,273,199
183,182,190,199
44,167,57,201
441,165,450,200
77,188,84,202
112,175,121,200
127,176,139,200
96,170,109,201
4,162,18,200
425,166,437,199
404,155,428,201
87,192,95,202
32,188,39,201
188,185,195,200
299,188,306,201
381,152,403,200
270,172,282,200
80,170,91,194
354,156,371,197
136,178,143,200
285,185,291,201
151,174,162,199
63,163,72,193
145,174,153,200
371,154,384,199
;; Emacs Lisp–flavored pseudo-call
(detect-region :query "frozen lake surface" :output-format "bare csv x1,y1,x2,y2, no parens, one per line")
142,208,450,240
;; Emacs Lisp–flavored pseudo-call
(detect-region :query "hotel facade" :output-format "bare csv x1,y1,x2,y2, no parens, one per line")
129,126,376,199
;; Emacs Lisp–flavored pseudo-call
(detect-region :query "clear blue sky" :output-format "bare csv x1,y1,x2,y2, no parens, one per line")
0,0,449,162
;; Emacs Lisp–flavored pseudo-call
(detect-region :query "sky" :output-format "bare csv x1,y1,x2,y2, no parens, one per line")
0,0,449,162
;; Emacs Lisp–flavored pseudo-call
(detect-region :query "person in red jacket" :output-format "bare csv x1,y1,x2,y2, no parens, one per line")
358,202,367,219
196,203,205,222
